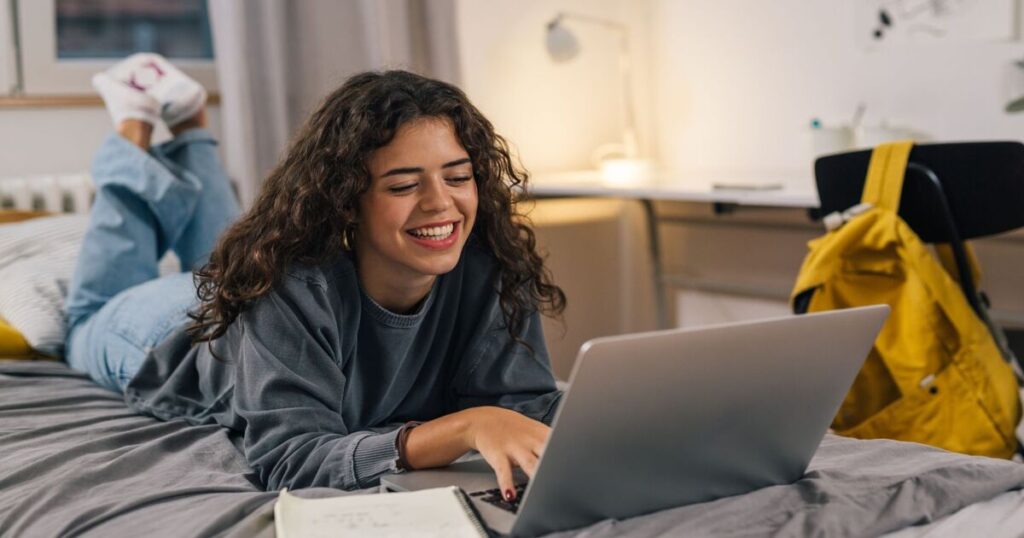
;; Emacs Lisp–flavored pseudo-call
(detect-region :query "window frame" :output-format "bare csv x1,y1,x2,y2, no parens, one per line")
0,0,17,93
15,0,217,96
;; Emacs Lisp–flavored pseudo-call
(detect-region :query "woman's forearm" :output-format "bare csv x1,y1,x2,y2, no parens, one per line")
403,408,476,470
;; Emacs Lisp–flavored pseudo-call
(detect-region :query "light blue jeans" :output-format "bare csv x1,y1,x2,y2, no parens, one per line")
64,129,240,392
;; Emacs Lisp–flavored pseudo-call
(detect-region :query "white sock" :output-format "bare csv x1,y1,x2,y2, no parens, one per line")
91,72,160,127
106,53,207,128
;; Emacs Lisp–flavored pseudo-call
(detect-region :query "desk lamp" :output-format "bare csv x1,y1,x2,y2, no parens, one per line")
545,12,653,185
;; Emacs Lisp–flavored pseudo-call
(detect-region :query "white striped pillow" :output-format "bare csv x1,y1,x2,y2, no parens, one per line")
0,215,180,357
0,215,86,356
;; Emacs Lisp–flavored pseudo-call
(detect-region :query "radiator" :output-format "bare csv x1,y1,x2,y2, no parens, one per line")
0,174,94,214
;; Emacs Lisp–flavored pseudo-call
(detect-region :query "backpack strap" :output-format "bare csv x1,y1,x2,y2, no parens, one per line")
861,140,915,212
936,242,982,289
863,141,983,291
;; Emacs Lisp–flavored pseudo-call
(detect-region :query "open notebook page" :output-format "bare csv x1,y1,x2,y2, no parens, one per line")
274,486,488,538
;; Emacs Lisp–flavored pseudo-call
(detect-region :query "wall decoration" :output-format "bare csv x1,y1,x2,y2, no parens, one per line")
859,0,1018,47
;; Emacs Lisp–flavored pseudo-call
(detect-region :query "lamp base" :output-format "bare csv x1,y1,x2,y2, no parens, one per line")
600,158,655,186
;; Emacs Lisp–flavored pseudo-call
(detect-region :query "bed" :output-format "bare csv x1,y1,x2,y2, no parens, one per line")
4,212,1024,537
4,359,1024,537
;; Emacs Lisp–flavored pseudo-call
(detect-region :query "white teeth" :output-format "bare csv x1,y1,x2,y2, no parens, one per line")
410,223,454,239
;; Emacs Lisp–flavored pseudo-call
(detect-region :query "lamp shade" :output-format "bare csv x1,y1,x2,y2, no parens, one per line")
545,21,579,62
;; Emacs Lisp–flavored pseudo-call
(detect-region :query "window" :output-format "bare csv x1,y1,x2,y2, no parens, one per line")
12,0,217,96
56,0,214,60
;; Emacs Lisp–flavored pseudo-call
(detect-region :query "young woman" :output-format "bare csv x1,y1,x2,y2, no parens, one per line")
64,55,566,503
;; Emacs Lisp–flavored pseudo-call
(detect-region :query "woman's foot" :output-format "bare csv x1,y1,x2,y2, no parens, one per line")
102,53,208,129
91,72,159,149
94,53,209,147
92,70,160,126
121,53,207,129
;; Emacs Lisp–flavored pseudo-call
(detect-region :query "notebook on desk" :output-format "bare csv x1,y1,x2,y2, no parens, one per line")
383,306,889,537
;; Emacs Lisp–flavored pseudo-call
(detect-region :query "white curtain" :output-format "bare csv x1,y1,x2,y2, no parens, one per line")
207,0,461,208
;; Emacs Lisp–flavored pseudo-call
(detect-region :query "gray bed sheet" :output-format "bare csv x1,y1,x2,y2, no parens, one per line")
3,359,1024,538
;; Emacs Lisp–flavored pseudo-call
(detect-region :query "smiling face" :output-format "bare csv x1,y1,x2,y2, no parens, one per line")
354,116,478,309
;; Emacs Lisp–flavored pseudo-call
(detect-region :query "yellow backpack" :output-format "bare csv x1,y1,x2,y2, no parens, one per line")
791,141,1021,458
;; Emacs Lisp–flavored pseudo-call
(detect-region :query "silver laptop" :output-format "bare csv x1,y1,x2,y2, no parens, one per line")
382,306,889,536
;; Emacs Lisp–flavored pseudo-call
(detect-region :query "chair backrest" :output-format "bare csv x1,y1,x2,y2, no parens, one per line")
815,141,1024,242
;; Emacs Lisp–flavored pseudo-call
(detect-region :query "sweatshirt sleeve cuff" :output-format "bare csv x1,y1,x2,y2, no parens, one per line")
346,428,402,488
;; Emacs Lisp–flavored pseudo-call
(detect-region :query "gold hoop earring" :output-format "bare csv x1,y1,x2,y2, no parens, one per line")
342,226,356,251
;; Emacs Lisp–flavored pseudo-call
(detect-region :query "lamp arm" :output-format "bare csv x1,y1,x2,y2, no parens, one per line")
552,12,638,158
552,11,629,34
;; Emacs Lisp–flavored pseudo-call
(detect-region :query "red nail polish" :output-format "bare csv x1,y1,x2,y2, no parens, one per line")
504,488,515,501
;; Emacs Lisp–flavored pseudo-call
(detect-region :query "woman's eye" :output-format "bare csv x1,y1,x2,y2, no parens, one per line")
446,175,473,184
388,183,417,193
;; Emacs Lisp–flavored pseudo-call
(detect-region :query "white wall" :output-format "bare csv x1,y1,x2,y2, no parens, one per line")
456,0,661,374
455,0,1024,368
456,0,655,173
0,106,221,178
652,0,1024,191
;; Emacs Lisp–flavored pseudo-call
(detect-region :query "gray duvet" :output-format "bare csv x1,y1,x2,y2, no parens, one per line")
3,359,1024,538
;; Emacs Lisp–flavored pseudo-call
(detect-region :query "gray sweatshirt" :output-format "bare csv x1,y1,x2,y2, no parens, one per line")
124,238,562,491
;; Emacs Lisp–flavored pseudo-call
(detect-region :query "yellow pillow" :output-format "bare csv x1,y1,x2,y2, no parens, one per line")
0,317,32,358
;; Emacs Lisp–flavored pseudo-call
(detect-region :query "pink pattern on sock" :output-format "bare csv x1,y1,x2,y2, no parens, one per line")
127,61,165,91
126,74,147,92
143,60,166,77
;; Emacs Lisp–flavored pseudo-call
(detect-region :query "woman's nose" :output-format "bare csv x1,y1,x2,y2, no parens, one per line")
418,177,453,212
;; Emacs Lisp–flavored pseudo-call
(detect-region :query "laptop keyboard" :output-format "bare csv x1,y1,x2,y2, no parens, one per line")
471,484,527,513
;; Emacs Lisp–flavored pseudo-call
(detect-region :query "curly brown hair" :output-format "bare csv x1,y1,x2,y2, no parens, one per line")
188,70,565,351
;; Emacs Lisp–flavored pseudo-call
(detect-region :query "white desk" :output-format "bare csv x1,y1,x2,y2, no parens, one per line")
528,170,820,209
525,171,821,328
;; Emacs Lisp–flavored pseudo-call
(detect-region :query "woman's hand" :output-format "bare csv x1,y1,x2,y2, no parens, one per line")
402,406,551,501
461,406,550,502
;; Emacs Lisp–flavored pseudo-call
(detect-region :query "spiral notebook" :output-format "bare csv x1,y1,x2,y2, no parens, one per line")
274,486,488,538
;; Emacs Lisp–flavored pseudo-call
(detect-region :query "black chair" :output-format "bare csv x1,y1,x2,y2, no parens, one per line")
814,141,1024,366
